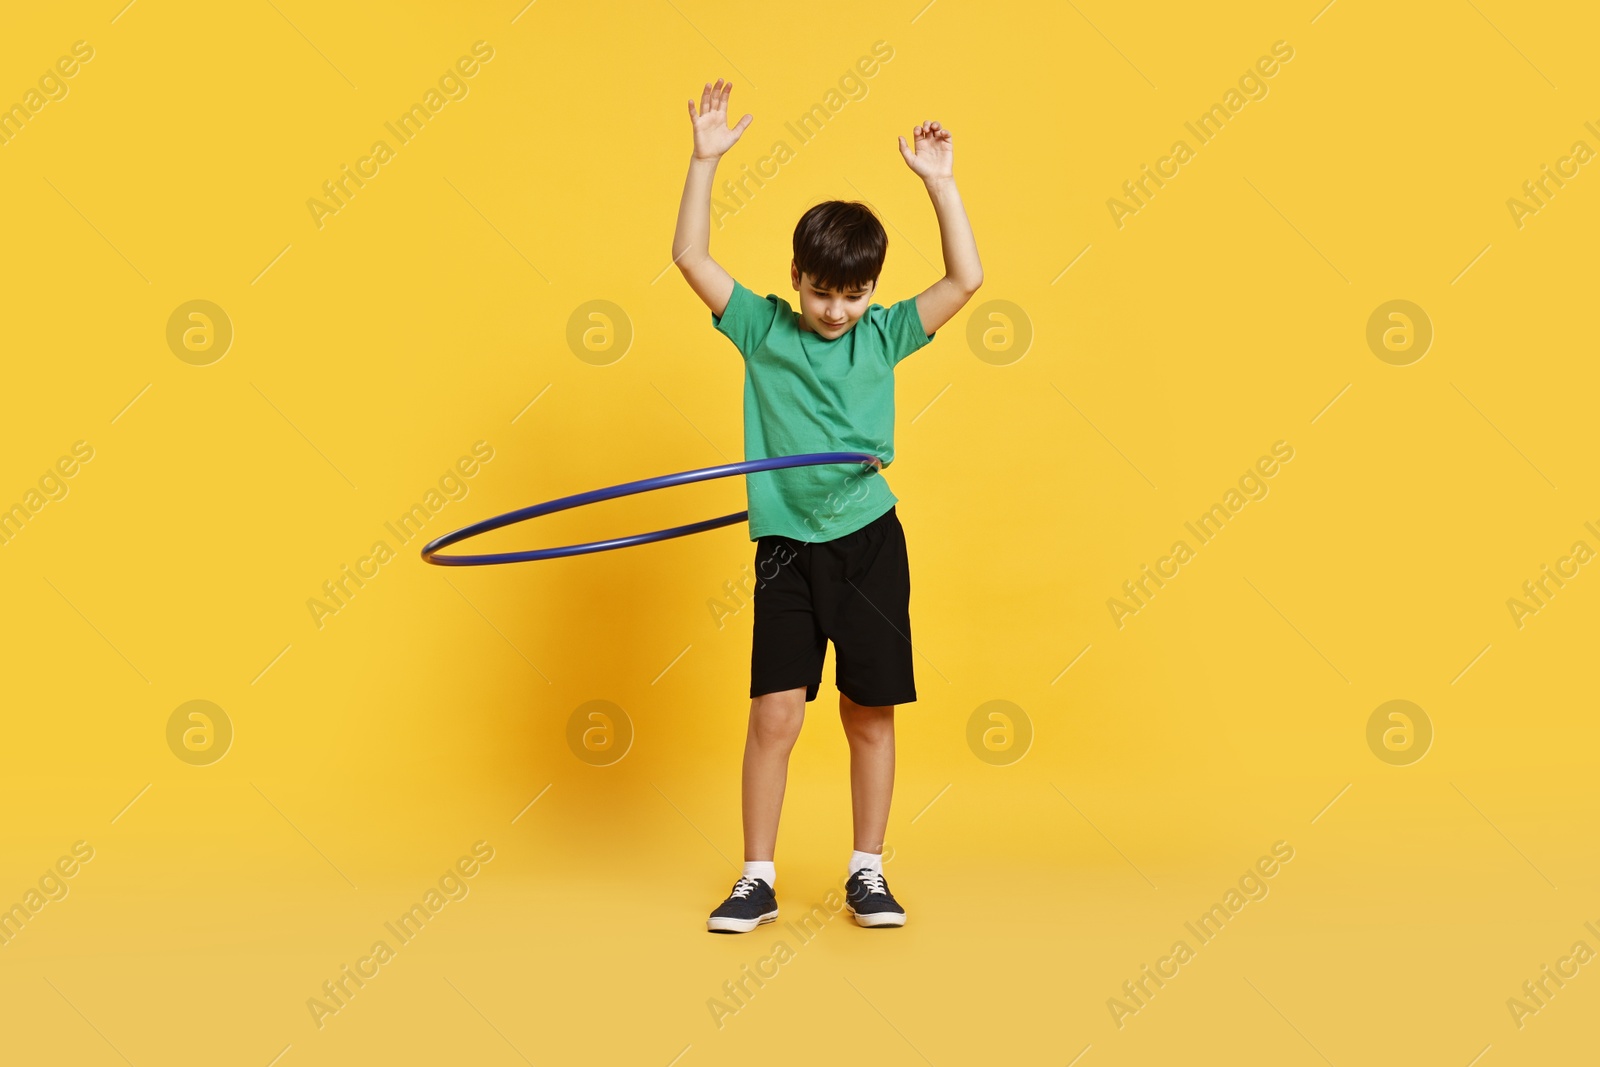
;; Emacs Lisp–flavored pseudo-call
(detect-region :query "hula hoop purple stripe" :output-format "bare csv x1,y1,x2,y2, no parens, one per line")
420,451,883,566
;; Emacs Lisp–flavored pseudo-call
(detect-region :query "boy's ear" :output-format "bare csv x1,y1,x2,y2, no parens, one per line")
790,260,801,289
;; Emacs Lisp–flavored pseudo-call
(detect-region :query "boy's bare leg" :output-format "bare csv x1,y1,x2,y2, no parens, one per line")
839,693,895,853
742,687,808,861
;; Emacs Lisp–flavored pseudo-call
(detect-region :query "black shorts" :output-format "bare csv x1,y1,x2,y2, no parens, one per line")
749,505,916,706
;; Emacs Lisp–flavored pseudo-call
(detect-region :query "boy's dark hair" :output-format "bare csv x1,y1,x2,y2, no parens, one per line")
792,200,886,293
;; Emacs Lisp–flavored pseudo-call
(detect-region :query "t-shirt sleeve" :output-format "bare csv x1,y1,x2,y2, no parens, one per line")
882,296,936,366
711,278,781,359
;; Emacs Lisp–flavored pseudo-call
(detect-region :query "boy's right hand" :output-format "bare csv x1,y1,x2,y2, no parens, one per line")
688,78,752,161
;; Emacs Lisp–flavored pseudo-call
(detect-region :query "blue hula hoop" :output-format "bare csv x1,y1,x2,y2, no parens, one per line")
420,451,884,566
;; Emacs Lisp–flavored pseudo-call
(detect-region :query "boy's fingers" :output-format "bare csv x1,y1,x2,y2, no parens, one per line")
700,82,713,114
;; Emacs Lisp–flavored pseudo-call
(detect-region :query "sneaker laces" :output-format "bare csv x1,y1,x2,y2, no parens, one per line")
730,876,760,899
855,868,886,895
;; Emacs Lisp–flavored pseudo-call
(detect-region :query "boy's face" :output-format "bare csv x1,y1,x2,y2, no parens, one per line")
790,263,874,339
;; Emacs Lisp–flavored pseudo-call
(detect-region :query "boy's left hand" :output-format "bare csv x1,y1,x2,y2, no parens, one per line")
898,121,953,182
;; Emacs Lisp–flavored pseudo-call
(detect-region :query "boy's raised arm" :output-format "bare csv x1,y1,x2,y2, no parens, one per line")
672,79,752,318
900,121,983,336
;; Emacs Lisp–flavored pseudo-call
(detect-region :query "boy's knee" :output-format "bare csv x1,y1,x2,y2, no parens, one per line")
750,689,806,746
840,701,894,745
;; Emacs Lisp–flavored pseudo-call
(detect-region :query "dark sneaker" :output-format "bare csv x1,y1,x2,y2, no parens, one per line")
845,867,906,927
707,876,778,933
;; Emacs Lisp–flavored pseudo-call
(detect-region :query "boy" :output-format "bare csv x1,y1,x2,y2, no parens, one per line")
671,78,982,932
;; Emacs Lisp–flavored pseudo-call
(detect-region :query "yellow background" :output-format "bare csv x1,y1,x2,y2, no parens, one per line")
2,1,1597,1064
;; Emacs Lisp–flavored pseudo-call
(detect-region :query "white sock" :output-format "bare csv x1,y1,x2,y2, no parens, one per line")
743,860,775,887
849,849,883,878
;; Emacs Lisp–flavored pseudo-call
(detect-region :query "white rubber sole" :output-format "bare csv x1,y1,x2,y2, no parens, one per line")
707,909,778,933
847,904,906,928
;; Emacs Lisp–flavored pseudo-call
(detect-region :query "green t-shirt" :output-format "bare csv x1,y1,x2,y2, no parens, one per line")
712,278,936,542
